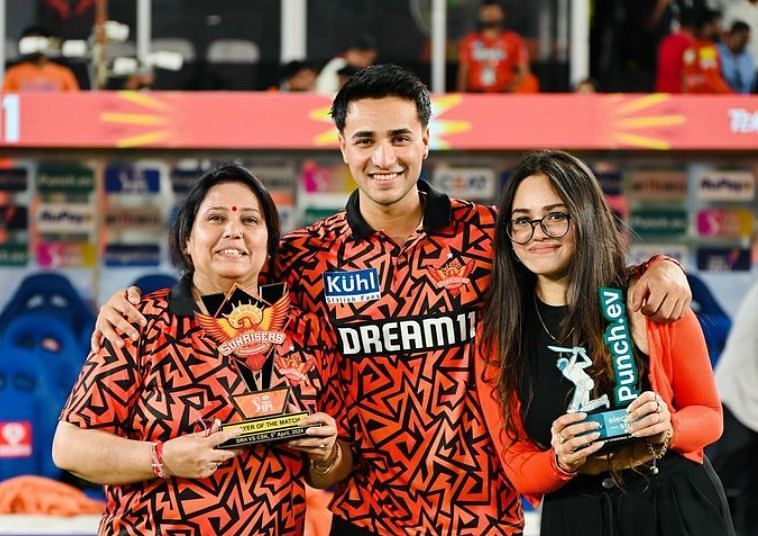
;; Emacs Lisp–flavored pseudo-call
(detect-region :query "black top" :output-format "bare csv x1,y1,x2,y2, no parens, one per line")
521,299,579,448
521,297,650,449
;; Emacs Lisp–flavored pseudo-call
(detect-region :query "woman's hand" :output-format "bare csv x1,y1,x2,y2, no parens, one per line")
551,412,606,473
285,412,339,464
162,421,242,479
626,390,673,445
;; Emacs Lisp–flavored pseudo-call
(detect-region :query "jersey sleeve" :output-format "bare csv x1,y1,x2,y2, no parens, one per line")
59,335,144,435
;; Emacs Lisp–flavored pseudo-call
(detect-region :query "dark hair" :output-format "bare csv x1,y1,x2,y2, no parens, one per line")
279,60,315,83
348,34,377,52
169,165,280,274
330,64,432,132
481,150,628,436
678,8,695,29
479,0,504,9
695,8,721,32
21,26,52,39
730,20,751,34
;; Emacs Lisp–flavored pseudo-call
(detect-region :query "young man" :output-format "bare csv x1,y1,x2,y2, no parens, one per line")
94,65,691,535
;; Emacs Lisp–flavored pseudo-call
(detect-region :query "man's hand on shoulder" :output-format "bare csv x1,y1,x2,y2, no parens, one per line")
90,286,146,351
628,257,691,323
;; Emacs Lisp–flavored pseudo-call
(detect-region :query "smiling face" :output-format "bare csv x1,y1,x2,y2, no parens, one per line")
511,174,576,284
185,181,269,294
338,96,429,215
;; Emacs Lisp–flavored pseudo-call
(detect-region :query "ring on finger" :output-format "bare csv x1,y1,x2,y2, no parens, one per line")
559,434,567,444
319,441,327,449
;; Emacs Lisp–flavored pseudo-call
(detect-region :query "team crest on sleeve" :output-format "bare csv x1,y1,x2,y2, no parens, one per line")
196,284,289,369
323,268,381,304
429,255,472,295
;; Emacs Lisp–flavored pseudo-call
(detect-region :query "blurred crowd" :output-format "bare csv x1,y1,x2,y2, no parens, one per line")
4,0,755,95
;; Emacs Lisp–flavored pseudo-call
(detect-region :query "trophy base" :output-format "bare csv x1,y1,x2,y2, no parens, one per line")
583,408,632,445
218,411,315,448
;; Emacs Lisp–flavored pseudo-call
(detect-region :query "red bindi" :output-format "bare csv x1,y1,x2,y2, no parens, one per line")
231,206,237,212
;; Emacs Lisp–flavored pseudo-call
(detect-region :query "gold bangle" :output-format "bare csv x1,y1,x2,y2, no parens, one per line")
310,442,340,475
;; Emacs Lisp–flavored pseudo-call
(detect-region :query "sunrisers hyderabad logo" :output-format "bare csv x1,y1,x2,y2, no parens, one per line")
429,256,473,295
196,285,289,368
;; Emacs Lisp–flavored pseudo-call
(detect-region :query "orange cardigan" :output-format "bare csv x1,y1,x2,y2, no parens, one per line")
475,309,723,503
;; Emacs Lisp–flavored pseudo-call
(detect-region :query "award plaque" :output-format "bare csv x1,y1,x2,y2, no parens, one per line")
195,283,316,448
586,286,641,444
548,287,640,445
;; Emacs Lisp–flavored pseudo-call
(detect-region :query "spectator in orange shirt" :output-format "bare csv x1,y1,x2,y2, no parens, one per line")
682,9,733,93
3,26,79,92
655,9,695,92
457,0,530,93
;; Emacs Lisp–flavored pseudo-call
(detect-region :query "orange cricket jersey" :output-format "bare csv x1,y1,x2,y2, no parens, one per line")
458,31,528,92
61,279,329,535
276,181,523,535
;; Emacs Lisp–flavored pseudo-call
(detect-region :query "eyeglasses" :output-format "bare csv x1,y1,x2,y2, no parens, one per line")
507,212,572,244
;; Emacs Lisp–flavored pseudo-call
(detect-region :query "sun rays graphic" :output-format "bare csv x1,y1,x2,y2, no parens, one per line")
607,94,686,150
311,94,471,149
100,92,175,148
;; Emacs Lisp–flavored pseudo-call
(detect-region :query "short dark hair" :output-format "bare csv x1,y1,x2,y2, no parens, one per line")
730,20,751,34
21,26,52,39
695,8,721,32
479,0,504,9
330,64,432,132
348,34,377,52
279,60,315,83
169,164,280,274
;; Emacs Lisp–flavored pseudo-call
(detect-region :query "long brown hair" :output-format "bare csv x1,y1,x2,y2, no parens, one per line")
481,150,628,437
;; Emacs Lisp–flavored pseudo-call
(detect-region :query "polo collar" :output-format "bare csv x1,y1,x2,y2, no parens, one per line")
345,180,451,239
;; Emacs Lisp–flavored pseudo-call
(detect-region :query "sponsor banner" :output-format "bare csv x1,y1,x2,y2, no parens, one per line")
105,165,161,194
696,171,755,201
0,422,32,458
696,247,751,272
0,167,28,192
628,244,689,269
36,203,94,234
36,162,94,194
36,241,96,268
253,164,298,194
104,243,161,266
0,93,757,150
696,208,754,238
0,205,28,231
105,205,163,230
627,170,687,201
170,167,198,194
0,243,29,266
432,167,497,200
303,207,341,226
301,161,354,194
629,208,688,236
596,170,623,196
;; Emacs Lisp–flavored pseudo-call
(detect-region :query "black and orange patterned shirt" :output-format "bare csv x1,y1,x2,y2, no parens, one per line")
276,181,523,535
60,276,326,535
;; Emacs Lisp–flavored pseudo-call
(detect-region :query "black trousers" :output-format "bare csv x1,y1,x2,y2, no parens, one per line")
329,515,377,536
541,454,735,536
708,405,758,535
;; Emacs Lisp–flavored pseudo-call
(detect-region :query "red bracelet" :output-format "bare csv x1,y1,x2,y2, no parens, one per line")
150,441,168,479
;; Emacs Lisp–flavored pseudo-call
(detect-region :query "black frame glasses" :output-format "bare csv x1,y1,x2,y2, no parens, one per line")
506,212,572,244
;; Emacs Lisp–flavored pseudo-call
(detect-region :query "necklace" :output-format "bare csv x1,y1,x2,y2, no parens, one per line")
533,293,574,344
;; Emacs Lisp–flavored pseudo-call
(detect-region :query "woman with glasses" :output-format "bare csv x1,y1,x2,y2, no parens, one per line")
476,150,734,535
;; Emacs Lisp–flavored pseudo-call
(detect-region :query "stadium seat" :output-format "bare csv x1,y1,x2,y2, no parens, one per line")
0,346,63,480
1,311,86,398
0,272,95,352
132,273,178,295
151,37,197,90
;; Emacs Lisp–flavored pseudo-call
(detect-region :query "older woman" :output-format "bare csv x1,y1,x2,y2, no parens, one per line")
52,165,351,535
